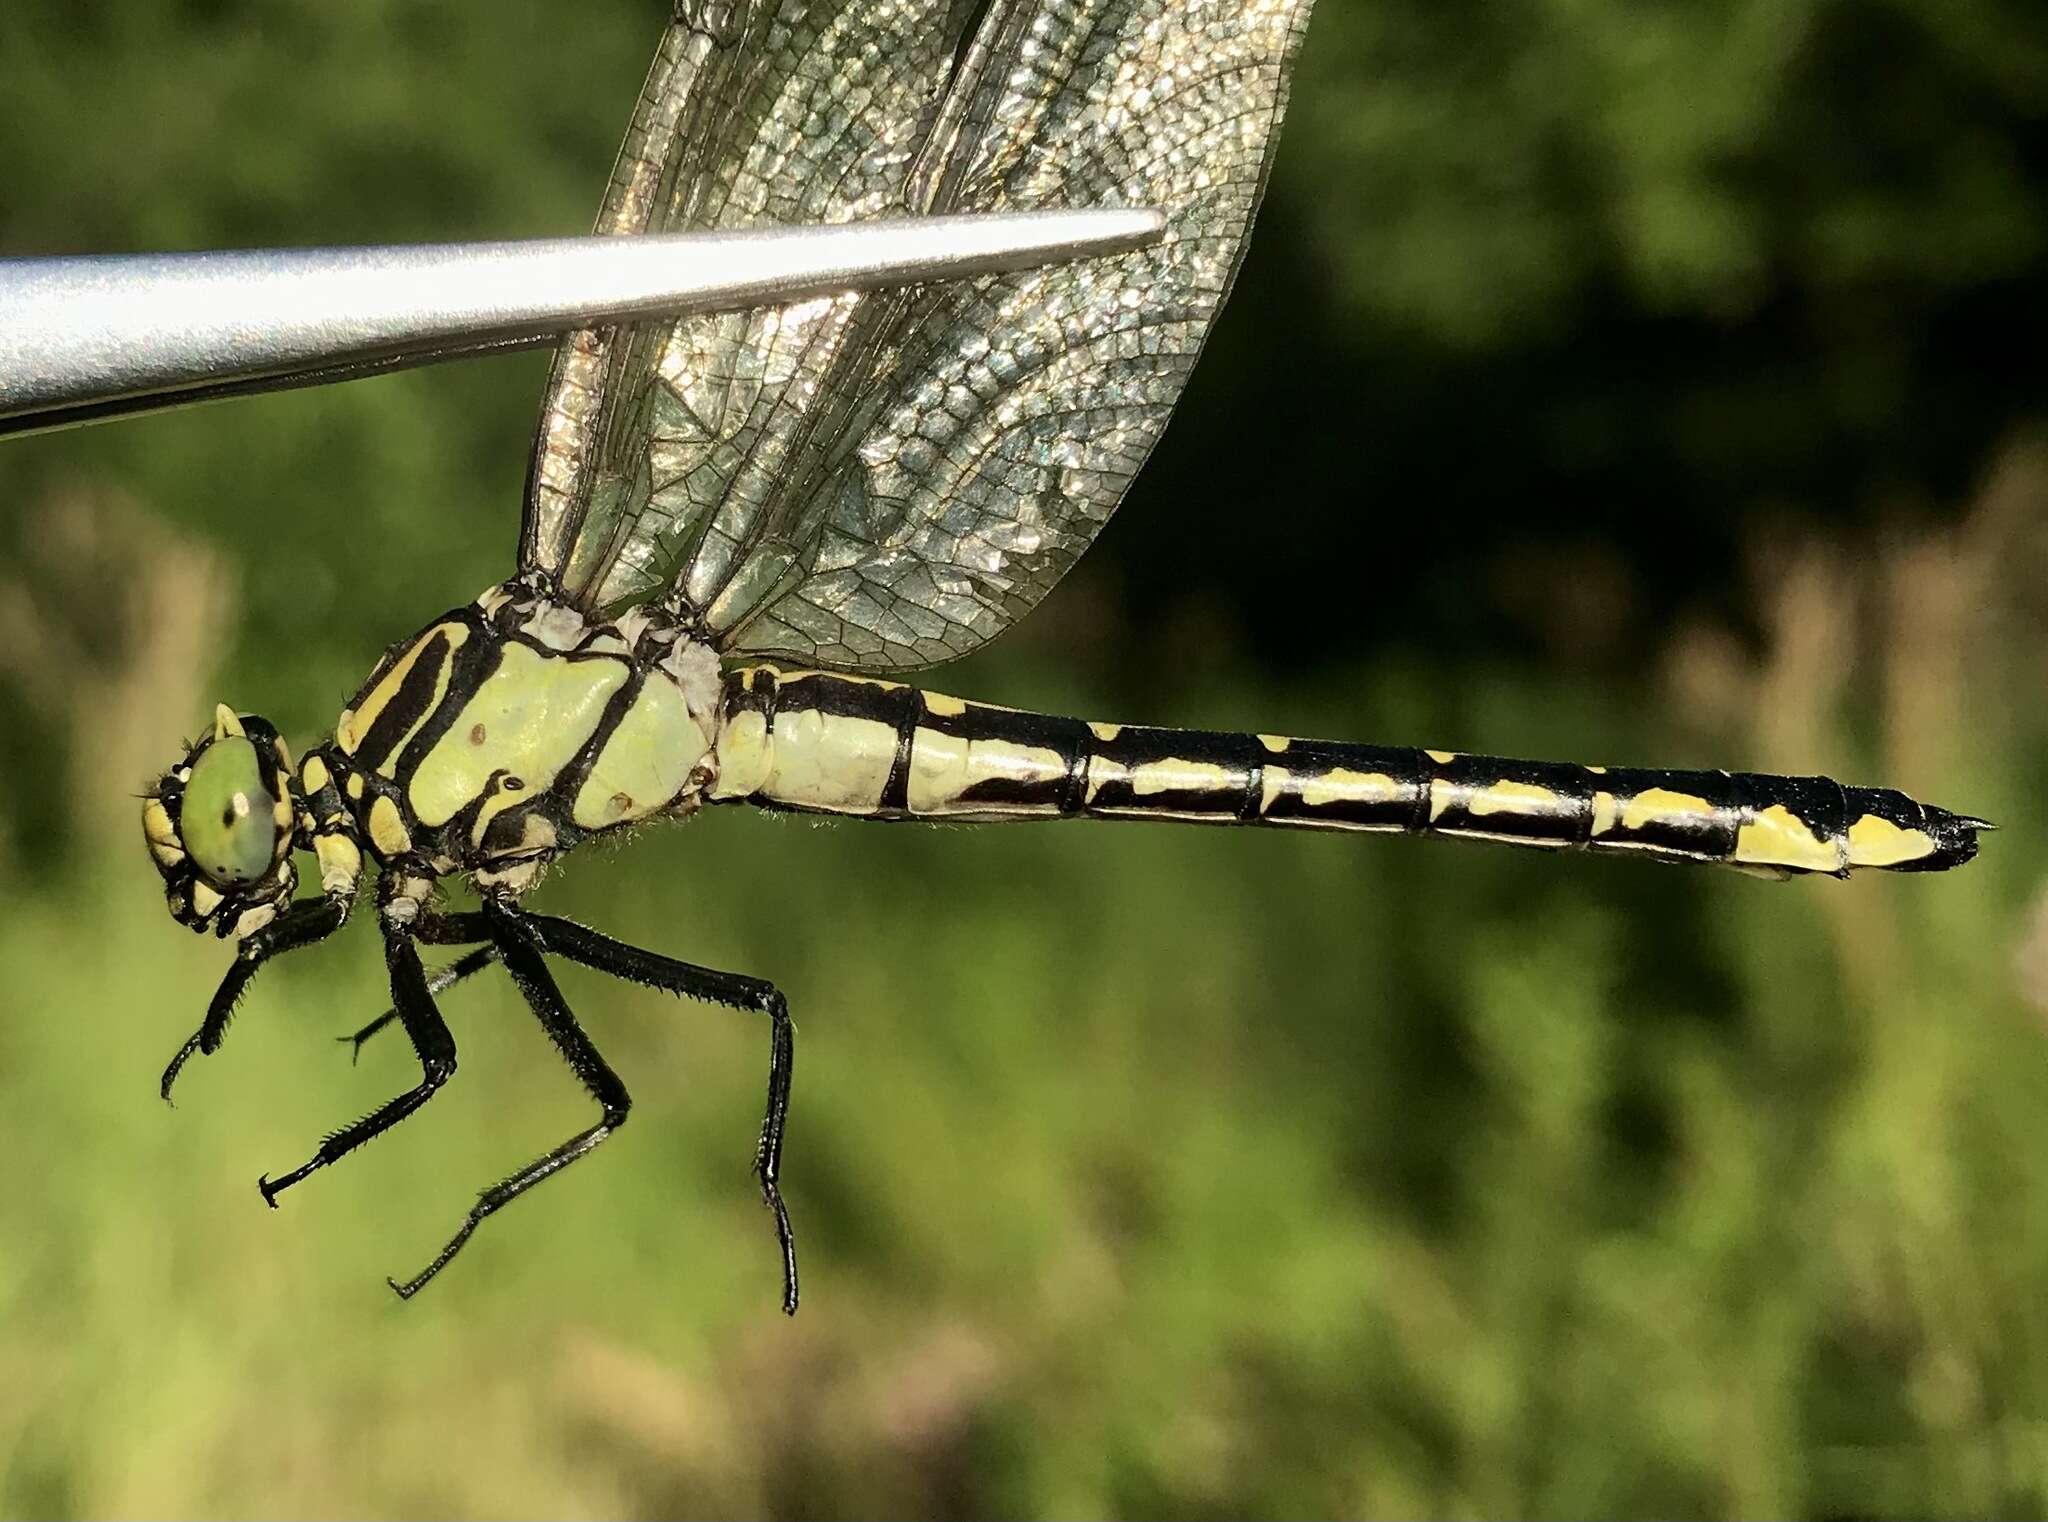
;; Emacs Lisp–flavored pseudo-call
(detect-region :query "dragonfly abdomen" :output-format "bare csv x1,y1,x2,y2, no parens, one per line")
711,666,1983,877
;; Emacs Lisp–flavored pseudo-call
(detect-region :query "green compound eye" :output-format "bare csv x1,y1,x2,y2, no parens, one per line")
181,735,280,888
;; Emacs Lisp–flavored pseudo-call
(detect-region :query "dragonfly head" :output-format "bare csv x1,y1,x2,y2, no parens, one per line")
142,705,301,938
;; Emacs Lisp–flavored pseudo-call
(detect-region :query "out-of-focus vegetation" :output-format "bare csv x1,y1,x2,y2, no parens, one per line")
4,1,2047,1515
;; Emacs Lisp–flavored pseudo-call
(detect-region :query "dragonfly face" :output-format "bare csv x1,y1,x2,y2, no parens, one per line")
142,705,303,940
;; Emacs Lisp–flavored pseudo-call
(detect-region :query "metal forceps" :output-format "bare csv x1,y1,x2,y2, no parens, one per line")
0,207,1165,438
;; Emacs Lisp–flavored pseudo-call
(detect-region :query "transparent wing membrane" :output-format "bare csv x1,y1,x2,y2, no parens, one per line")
521,0,1312,670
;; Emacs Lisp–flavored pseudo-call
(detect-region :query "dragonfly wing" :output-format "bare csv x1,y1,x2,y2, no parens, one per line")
521,0,1312,671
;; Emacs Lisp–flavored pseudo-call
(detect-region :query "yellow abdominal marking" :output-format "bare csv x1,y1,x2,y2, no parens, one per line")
1260,765,1288,814
764,710,897,813
1299,769,1402,808
907,728,973,813
907,730,1068,816
1083,753,1127,806
1621,787,1717,830
1258,734,1290,753
707,710,771,801
1425,749,1457,764
923,691,968,718
1734,803,1844,873
367,795,412,857
1590,791,1619,836
1131,759,1235,795
1089,721,1122,742
1427,779,1453,822
1466,780,1560,818
1844,813,1937,868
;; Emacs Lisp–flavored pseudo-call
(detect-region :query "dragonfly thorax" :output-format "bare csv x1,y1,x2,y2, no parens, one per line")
305,577,725,896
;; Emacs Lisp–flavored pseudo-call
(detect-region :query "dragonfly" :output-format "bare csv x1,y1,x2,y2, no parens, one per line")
142,0,1985,1313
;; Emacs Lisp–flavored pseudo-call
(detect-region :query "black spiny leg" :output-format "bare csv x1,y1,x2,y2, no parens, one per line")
256,926,457,1206
340,944,499,1062
162,896,349,1102
386,899,629,1300
514,910,799,1316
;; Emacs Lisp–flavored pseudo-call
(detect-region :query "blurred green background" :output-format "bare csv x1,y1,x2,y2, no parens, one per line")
5,1,2048,1515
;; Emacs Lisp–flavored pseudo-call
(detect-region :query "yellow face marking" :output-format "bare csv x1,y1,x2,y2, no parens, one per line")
762,710,898,814
924,691,968,718
335,622,468,756
1298,769,1404,808
142,798,185,867
1130,758,1236,796
707,710,772,801
272,796,295,832
1258,734,1291,754
345,773,365,801
1465,780,1560,818
572,677,713,830
1590,791,1619,836
1089,721,1122,742
1620,787,1718,831
1735,803,1844,873
1260,765,1288,814
190,880,223,917
300,755,331,795
1844,813,1938,868
367,795,412,857
314,833,361,896
407,644,628,828
1425,749,1457,764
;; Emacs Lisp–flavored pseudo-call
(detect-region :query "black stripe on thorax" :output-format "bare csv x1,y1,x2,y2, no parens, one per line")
351,627,459,773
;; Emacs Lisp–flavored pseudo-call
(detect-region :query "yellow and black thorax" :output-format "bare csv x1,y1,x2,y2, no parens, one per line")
301,578,724,886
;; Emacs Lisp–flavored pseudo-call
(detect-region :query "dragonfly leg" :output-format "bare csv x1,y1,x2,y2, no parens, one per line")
256,921,457,1206
386,897,628,1300
161,895,350,1102
338,943,499,1063
510,909,799,1316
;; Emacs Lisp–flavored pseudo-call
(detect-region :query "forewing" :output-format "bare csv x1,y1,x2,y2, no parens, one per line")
522,0,1312,671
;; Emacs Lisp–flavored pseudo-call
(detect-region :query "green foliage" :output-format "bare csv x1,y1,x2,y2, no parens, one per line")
2,0,2046,1516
